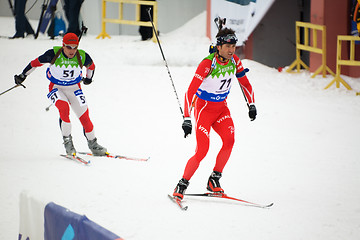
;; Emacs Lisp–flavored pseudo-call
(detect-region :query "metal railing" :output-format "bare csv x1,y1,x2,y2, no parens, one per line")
325,35,360,90
287,21,335,78
96,0,158,42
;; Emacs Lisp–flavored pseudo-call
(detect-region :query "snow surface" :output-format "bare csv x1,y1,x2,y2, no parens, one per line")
1,12,360,240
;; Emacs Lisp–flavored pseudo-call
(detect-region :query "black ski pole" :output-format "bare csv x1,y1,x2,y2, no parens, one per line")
78,23,88,40
35,0,49,39
45,102,53,111
0,84,26,96
8,0,15,16
146,7,184,120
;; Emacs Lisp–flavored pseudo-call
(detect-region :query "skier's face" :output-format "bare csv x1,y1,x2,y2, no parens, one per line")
63,44,78,58
217,43,236,60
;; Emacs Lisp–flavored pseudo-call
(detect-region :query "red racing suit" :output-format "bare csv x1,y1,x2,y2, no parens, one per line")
182,53,255,180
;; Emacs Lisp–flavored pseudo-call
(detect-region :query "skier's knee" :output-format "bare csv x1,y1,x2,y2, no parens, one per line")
79,109,94,133
56,100,70,122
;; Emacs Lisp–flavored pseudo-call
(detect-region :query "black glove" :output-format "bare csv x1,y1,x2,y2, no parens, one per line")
14,73,26,85
248,104,257,121
82,77,92,85
182,118,192,138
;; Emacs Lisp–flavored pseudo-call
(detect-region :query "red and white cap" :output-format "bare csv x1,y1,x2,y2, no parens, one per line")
63,33,79,45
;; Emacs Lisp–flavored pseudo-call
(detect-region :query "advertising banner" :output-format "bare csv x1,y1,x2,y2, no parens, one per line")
208,0,275,45
18,192,122,240
44,202,122,240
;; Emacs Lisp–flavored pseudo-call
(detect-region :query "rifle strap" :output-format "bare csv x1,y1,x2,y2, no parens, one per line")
50,47,63,65
50,47,83,69
76,51,83,69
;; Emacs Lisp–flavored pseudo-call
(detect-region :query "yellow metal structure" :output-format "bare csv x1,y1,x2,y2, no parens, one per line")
96,0,158,42
287,21,335,78
325,35,360,90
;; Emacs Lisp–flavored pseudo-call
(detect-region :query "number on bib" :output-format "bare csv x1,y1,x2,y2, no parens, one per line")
74,89,87,106
220,78,231,90
47,89,60,104
63,70,75,78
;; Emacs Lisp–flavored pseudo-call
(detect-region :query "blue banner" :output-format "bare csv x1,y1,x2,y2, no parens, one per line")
44,202,122,240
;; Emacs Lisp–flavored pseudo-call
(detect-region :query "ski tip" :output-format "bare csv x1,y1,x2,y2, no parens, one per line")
168,194,188,211
266,202,274,208
259,202,274,208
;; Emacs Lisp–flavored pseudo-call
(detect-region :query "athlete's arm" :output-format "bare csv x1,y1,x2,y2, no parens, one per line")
84,52,95,79
184,58,212,118
22,49,55,76
234,55,255,105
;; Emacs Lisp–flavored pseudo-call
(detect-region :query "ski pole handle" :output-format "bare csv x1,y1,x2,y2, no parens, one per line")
78,23,88,41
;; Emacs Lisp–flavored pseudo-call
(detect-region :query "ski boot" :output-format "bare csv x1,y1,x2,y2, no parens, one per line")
88,138,107,156
207,171,224,193
63,135,76,156
173,178,189,200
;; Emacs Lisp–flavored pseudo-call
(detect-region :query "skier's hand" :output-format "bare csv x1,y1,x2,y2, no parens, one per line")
82,77,92,85
248,104,257,121
182,118,192,138
14,73,26,85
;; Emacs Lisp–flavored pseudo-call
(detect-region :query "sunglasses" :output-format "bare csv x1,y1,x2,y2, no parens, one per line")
217,34,238,45
222,34,238,43
64,44,78,50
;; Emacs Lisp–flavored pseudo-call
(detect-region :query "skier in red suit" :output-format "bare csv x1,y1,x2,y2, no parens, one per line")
173,28,257,200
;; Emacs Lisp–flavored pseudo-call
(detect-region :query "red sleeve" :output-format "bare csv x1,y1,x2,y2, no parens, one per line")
86,62,95,79
88,62,95,70
184,58,212,118
234,55,255,105
30,58,43,67
22,58,43,75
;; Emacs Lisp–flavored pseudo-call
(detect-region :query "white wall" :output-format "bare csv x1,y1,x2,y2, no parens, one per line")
0,0,206,36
